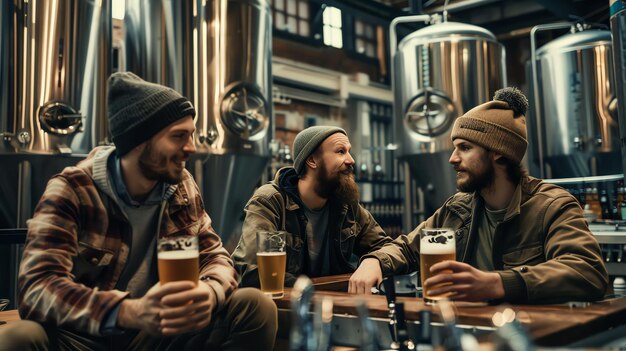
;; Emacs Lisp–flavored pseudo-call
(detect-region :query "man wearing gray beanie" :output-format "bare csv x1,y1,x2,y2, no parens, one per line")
233,126,392,288
1,72,277,350
350,87,608,304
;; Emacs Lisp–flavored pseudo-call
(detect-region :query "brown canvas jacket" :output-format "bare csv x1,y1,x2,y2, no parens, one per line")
364,176,608,304
232,167,392,287
18,146,237,335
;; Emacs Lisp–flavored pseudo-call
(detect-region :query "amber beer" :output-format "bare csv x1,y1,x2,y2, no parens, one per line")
257,231,287,299
257,252,287,297
158,235,199,285
420,228,456,303
158,250,200,284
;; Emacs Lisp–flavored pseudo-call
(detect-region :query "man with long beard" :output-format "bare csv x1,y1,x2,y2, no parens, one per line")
233,126,392,287
349,87,608,304
0,72,277,350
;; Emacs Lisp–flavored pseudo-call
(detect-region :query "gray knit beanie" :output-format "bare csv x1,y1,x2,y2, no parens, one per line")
292,126,346,175
451,87,528,163
107,72,196,156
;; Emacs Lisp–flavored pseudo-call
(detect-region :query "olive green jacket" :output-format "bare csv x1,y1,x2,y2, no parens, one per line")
232,167,392,287
364,176,608,304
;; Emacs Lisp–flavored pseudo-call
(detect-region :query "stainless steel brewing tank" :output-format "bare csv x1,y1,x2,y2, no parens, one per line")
393,21,506,214
125,0,272,245
0,0,110,311
0,0,111,223
0,0,111,155
535,29,620,178
125,0,271,153
193,0,271,154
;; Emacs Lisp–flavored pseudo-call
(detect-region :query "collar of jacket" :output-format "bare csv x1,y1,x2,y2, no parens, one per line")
168,176,195,213
274,167,304,211
445,176,542,223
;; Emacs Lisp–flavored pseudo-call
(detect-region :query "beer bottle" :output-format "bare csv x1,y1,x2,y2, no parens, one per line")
585,187,602,220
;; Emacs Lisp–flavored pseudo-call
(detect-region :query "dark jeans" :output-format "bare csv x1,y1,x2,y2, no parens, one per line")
0,288,277,351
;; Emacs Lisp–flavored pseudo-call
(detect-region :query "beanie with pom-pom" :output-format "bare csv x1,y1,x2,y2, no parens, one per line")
450,87,528,163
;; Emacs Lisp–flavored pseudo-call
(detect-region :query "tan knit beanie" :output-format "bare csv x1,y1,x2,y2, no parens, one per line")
451,87,528,163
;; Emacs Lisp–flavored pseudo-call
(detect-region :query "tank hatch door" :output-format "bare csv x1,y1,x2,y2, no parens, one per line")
404,88,456,137
220,84,269,140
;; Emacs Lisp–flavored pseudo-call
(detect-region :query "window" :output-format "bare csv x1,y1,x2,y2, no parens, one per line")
272,0,310,37
354,19,378,58
322,6,342,48
112,0,125,20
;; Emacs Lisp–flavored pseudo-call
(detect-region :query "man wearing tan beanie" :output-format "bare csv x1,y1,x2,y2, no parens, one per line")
350,87,609,304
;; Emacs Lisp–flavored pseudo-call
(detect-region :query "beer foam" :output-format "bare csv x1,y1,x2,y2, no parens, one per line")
158,250,199,260
420,237,455,254
257,252,286,256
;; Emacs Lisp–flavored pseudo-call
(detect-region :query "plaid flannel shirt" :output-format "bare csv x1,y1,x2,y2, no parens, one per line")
18,146,237,335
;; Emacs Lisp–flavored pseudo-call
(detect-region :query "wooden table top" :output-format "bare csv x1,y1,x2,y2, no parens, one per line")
0,310,20,331
3,274,625,346
275,274,626,346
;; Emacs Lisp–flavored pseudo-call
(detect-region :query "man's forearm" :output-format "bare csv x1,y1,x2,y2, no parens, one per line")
489,272,506,300
117,298,140,330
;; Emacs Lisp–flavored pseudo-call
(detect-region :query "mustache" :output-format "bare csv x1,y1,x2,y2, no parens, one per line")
341,165,354,174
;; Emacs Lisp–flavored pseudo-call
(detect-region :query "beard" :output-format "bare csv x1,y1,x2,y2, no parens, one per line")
314,161,360,204
456,158,495,193
138,141,185,184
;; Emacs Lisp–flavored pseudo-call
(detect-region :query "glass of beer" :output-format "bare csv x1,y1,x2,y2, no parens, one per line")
257,230,287,299
158,235,200,285
420,228,456,304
